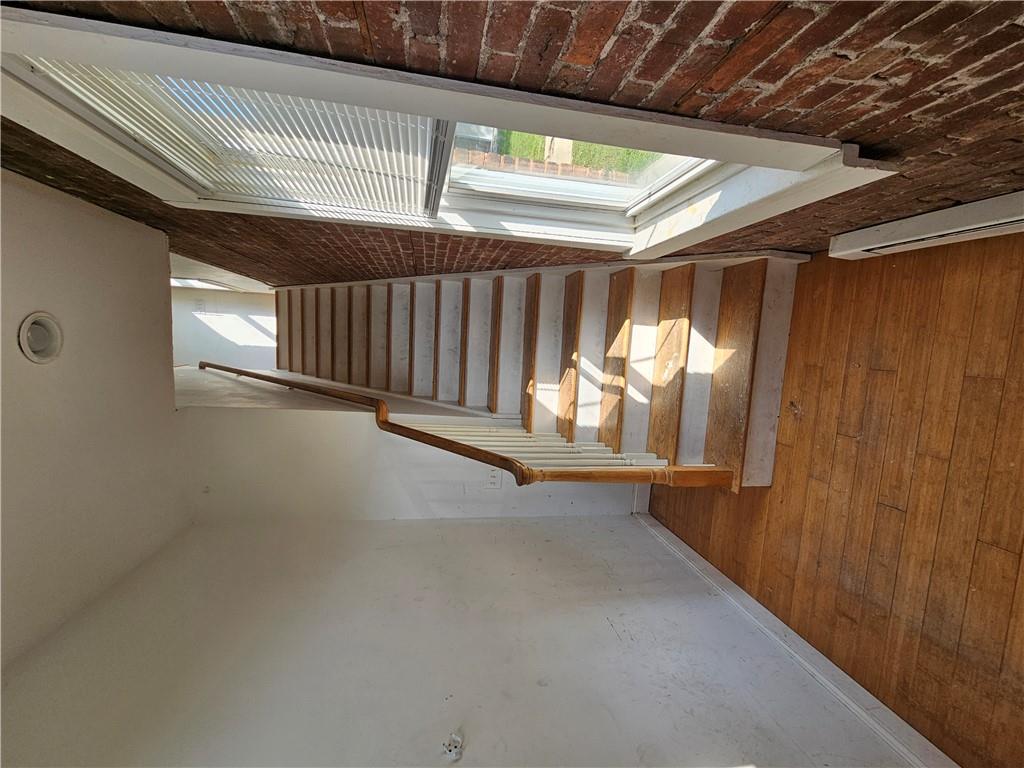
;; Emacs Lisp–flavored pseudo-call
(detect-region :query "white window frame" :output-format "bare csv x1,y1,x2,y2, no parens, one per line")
0,7,895,258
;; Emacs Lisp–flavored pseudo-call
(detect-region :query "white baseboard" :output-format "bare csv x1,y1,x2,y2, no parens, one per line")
636,513,957,768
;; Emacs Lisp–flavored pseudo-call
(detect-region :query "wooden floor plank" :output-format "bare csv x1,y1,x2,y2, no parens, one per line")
705,259,767,493
911,375,1003,723
647,264,695,462
758,363,822,621
916,243,984,459
980,246,1024,553
942,542,1019,763
808,260,859,481
521,274,540,431
598,268,635,453
836,257,884,438
877,251,946,510
986,546,1024,768
965,234,1024,379
831,368,896,673
851,502,906,693
647,234,1024,768
870,255,916,372
557,271,584,440
807,433,860,655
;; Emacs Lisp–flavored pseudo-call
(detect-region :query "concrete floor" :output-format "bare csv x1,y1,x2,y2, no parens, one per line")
3,515,912,767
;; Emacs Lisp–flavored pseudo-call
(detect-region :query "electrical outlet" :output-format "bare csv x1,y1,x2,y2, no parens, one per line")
485,468,502,489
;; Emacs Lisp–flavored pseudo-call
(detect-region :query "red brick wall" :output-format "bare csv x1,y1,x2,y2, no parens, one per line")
3,1,1023,283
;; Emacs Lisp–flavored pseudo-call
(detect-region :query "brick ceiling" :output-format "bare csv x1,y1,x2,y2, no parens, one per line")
2,1,1022,286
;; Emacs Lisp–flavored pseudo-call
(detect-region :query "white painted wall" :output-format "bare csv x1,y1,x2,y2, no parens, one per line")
177,407,635,520
575,271,609,443
679,266,723,464
532,274,565,434
463,279,492,407
369,285,388,389
388,284,411,393
744,260,797,486
621,269,661,454
1,171,190,666
171,287,276,369
349,286,368,386
495,277,525,416
435,280,462,401
410,282,435,397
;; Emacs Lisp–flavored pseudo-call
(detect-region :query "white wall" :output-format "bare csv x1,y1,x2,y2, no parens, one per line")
171,287,276,369
177,407,636,521
1,171,190,666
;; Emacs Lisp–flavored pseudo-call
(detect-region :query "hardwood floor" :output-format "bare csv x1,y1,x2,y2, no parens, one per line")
650,233,1024,768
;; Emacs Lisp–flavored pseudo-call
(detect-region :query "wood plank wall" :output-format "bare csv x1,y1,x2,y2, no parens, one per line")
649,234,1024,768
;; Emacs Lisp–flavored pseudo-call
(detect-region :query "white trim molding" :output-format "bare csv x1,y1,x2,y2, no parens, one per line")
637,514,958,768
829,191,1024,259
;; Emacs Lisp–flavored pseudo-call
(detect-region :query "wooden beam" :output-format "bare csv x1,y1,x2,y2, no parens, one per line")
704,258,767,492
648,264,695,462
488,276,504,413
557,271,585,442
598,268,636,453
521,274,541,432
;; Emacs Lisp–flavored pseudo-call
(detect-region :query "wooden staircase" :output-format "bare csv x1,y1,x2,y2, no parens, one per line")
268,257,798,490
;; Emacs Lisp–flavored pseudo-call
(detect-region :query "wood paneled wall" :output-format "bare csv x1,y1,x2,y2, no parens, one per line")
650,234,1024,768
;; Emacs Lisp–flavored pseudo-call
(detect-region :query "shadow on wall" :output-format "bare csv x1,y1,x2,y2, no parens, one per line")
171,287,277,368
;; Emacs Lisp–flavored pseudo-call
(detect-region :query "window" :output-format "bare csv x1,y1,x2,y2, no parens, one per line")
449,123,710,211
21,57,451,217
2,9,893,258
12,56,711,219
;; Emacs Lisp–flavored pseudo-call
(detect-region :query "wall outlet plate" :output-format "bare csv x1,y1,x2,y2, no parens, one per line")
485,468,502,489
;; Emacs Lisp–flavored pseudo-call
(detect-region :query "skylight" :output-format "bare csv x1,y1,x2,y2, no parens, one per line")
20,57,451,217
1,8,894,259
448,123,706,210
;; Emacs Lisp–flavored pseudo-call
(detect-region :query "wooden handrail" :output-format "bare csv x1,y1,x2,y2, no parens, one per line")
197,362,732,488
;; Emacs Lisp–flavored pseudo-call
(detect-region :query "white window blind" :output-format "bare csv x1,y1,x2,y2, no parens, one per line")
23,57,448,217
